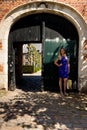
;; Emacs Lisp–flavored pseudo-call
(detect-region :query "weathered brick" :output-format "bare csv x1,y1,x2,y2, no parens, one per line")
0,64,3,72
0,0,86,23
0,42,2,49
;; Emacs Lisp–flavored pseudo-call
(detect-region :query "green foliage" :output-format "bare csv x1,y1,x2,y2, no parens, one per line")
22,65,41,73
34,66,41,73
27,44,42,68
22,65,34,73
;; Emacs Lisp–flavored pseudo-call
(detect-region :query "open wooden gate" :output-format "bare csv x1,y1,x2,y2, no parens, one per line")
8,13,78,91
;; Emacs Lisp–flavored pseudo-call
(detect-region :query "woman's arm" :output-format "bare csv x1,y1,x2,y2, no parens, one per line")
54,58,62,67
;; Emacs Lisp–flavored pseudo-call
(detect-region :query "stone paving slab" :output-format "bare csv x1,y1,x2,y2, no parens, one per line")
0,89,87,130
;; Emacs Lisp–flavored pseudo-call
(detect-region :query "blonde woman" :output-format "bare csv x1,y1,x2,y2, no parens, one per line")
54,48,70,96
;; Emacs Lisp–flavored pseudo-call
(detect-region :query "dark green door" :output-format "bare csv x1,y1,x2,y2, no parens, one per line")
43,39,61,91
43,24,78,91
43,39,77,91
42,25,67,91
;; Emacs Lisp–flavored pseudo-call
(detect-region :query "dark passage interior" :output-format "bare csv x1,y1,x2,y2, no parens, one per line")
8,13,79,92
17,43,42,92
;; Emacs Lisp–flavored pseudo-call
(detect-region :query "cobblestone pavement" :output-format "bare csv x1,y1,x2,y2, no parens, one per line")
0,71,87,130
0,89,87,130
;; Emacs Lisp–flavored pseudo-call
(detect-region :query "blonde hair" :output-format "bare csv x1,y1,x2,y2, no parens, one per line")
58,48,66,60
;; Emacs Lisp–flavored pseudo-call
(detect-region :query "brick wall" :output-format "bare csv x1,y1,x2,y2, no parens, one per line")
0,0,87,22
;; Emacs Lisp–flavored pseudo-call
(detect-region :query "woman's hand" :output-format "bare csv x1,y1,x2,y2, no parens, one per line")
58,63,62,67
54,58,62,67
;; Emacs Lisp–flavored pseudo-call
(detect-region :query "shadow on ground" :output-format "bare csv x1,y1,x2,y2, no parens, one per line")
17,75,42,92
0,91,87,129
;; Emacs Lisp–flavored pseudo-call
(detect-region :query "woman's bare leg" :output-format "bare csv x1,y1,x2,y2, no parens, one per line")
59,78,63,96
64,78,68,95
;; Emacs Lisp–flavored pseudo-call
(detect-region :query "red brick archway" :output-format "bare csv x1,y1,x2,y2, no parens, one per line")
0,1,87,92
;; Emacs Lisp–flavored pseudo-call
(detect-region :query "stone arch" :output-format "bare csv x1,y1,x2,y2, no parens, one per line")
0,1,87,91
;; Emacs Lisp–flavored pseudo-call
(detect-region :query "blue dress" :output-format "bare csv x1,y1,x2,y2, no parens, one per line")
58,56,68,78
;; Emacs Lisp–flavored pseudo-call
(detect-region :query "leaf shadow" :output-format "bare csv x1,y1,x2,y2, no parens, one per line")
0,92,87,129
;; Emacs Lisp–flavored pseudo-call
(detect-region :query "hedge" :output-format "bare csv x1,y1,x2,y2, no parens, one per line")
22,65,41,73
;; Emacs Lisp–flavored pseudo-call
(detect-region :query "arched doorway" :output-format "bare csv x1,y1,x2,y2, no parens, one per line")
8,13,79,91
0,1,87,92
